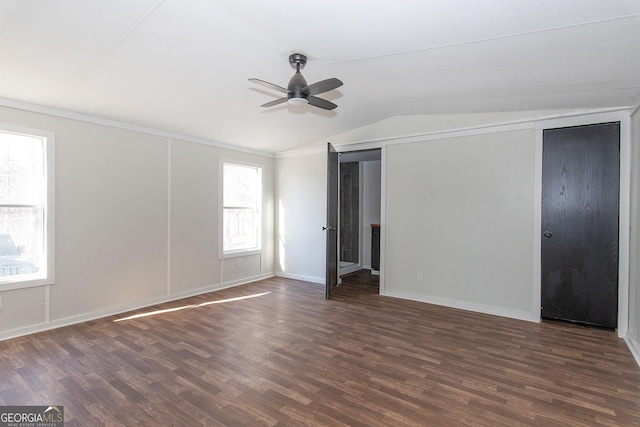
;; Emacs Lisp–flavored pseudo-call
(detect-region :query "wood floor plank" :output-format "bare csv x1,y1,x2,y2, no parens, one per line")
1,271,640,426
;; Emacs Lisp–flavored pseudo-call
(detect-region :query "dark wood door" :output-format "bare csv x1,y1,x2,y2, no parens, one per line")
541,122,620,328
325,143,339,298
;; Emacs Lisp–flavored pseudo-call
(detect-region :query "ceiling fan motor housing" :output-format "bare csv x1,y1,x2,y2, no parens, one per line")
289,53,307,70
287,53,309,104
288,67,309,103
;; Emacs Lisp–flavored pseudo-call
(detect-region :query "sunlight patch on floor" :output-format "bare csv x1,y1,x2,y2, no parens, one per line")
114,292,271,322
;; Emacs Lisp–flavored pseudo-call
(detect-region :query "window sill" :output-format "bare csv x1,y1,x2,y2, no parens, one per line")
0,275,53,291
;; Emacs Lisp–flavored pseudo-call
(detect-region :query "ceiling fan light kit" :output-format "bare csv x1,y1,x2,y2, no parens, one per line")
249,53,343,111
288,97,308,106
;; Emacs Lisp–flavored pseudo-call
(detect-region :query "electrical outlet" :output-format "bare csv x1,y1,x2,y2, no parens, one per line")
417,271,424,282
237,258,243,268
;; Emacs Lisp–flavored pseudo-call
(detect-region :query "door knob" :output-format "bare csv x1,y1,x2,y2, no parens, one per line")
543,231,553,239
322,226,336,231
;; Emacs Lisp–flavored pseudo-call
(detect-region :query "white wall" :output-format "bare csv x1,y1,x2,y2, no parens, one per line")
275,152,326,283
628,108,640,360
384,129,536,320
53,118,169,321
170,139,220,294
0,105,274,340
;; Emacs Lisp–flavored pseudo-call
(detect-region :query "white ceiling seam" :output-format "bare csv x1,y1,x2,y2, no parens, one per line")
51,0,168,108
313,13,640,67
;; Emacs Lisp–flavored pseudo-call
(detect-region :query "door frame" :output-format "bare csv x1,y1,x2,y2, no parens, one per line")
533,111,631,336
328,146,385,294
337,149,384,278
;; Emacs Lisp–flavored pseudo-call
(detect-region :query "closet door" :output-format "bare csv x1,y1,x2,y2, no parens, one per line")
541,122,620,328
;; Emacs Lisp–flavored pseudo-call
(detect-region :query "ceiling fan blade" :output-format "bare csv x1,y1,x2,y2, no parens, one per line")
261,97,288,108
249,78,288,94
304,78,343,96
307,96,337,110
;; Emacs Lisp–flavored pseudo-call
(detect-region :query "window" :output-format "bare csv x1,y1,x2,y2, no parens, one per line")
222,162,262,254
0,126,54,289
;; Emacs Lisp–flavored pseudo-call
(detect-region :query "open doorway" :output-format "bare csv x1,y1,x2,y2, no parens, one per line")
338,149,382,281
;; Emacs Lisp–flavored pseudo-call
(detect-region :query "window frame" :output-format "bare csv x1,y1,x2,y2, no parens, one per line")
219,160,262,258
0,123,55,291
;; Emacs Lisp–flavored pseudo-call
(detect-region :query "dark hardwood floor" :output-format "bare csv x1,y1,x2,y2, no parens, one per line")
1,271,639,426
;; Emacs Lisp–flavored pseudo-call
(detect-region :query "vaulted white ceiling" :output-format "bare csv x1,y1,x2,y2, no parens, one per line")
1,0,639,153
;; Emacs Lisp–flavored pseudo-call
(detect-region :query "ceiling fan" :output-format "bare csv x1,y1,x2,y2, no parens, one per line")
249,53,343,110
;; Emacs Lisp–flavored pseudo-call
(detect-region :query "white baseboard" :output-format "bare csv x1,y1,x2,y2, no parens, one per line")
624,336,640,368
381,289,539,323
0,273,274,342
